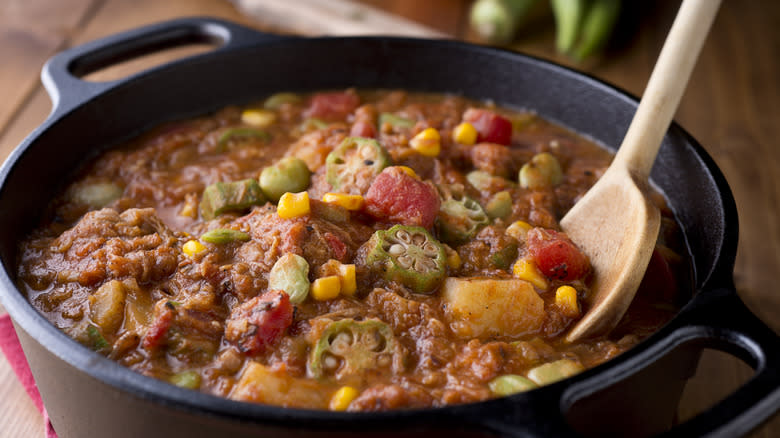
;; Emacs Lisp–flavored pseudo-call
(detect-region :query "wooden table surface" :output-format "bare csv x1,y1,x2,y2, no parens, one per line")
0,0,778,436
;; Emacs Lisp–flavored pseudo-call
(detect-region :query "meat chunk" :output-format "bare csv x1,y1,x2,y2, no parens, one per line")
348,383,433,411
20,208,180,294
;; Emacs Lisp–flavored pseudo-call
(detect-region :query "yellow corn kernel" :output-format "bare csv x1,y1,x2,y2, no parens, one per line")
323,193,364,211
277,192,310,219
338,263,357,296
506,221,533,242
452,122,478,145
241,109,277,127
409,128,441,157
182,240,206,257
444,245,461,269
311,275,341,301
329,386,359,411
512,258,548,290
555,285,581,318
396,166,419,179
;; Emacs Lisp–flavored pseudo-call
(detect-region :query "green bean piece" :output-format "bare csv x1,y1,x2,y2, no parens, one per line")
437,195,490,243
259,157,312,203
217,127,270,152
489,374,538,396
485,190,513,219
73,181,123,209
269,253,311,304
170,370,202,390
200,228,250,244
263,92,301,110
526,359,584,386
200,179,265,220
518,152,563,189
551,0,587,54
378,113,414,129
469,0,540,44
308,319,398,381
86,325,110,352
574,0,621,61
364,225,447,294
326,137,391,194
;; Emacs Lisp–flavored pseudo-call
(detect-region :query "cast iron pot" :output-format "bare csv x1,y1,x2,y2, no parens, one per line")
0,18,778,438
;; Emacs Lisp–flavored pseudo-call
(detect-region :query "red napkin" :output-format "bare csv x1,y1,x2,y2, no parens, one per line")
0,313,58,438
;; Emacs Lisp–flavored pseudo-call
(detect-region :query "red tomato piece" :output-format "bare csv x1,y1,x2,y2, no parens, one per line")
526,228,590,281
350,120,377,138
303,91,360,120
364,167,441,229
142,302,175,350
324,232,348,261
225,290,293,356
463,108,513,145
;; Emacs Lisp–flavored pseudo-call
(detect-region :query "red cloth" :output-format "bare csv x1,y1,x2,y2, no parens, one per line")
0,313,58,438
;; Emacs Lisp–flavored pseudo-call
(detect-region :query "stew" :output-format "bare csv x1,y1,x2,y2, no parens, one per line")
17,89,687,411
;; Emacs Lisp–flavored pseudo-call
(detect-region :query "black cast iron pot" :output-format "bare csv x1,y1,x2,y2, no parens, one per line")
0,18,778,438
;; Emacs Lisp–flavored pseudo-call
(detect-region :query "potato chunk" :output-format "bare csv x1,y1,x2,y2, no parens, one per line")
442,277,545,338
231,362,329,409
89,280,127,334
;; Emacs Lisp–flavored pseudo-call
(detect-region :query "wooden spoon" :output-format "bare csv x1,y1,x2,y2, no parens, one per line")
563,0,721,342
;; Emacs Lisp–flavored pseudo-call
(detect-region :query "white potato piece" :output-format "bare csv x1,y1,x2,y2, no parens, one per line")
231,362,329,409
442,277,545,338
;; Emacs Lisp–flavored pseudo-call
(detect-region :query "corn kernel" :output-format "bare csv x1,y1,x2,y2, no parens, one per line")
512,258,548,290
329,386,359,411
444,244,461,269
338,263,357,296
506,221,533,242
409,128,441,157
452,122,478,145
277,192,310,219
311,275,341,301
555,285,581,318
323,193,364,211
182,240,206,257
396,166,419,179
241,109,277,127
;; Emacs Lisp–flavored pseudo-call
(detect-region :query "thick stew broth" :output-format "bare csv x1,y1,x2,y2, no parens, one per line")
17,90,686,410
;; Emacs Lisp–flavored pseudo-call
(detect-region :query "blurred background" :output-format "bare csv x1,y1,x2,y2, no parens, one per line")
0,0,778,436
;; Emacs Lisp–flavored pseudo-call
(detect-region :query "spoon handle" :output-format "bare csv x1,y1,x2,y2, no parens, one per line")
612,0,721,180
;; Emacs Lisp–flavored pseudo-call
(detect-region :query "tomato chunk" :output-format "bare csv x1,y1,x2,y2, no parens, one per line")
526,228,590,281
142,301,175,350
463,108,513,145
303,91,360,120
364,166,441,229
350,120,377,138
225,290,294,355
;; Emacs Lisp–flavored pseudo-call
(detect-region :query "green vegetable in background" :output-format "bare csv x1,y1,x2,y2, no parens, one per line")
471,0,622,61
551,0,587,54
573,0,621,61
470,0,540,44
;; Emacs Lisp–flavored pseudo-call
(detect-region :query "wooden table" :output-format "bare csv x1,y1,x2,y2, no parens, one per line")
0,0,778,436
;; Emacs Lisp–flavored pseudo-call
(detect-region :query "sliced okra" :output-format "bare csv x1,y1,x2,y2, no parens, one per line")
326,137,391,194
437,195,490,244
308,318,398,381
364,225,446,294
217,127,271,152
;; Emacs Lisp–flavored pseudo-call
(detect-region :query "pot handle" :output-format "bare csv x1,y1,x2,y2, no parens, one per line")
41,17,287,114
654,288,780,437
477,286,780,438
